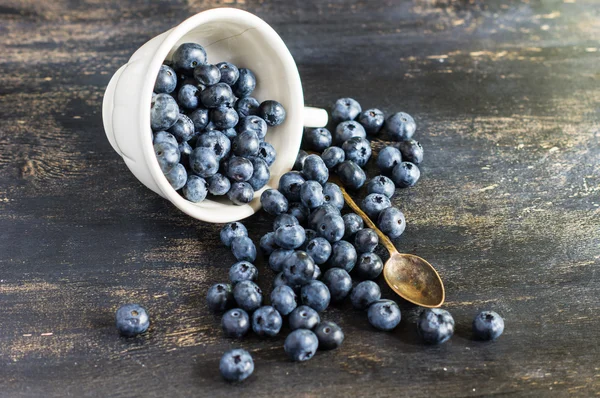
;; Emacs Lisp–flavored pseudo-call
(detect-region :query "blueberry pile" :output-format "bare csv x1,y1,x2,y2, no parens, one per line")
150,42,286,205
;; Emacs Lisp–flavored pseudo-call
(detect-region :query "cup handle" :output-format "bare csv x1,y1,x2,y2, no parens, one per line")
303,107,328,128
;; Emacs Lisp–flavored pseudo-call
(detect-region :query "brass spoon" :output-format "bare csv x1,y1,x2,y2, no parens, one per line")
337,183,445,308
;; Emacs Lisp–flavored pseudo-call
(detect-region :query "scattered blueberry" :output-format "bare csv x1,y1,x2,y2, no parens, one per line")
274,224,306,250
270,285,297,316
308,204,340,230
358,108,385,135
336,160,366,190
320,146,345,170
252,306,283,337
164,163,187,190
322,182,344,210
116,304,150,337
322,268,353,302
331,97,361,124
377,146,402,175
397,139,423,165
231,236,257,262
342,213,364,240
273,213,299,231
328,240,357,272
151,93,179,131
200,82,234,108
222,308,250,338
391,161,420,188
334,120,367,145
260,189,289,216
350,280,381,310
154,64,177,94
258,100,286,126
287,202,310,226
259,232,278,256
235,96,260,118
294,150,309,171
216,62,239,86
300,180,325,209
354,252,384,280
302,155,329,186
288,305,320,330
377,207,406,239
207,283,235,313
314,321,344,350
189,147,219,177
418,309,455,344
301,280,331,312
269,249,294,273
183,175,208,202
306,237,332,265
305,128,332,152
284,329,319,362
220,222,248,247
278,171,305,202
342,136,372,167
316,213,345,243
154,142,180,173
473,311,504,340
361,193,392,220
354,228,379,253
172,43,207,74
193,63,221,86
283,251,315,286
207,173,231,196
232,280,262,312
367,175,395,198
368,300,401,331
385,112,416,141
229,261,258,284
219,348,254,382
232,68,256,98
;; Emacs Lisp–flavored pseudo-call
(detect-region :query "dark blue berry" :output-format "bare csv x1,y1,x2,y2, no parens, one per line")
196,130,231,160
178,140,193,165
216,62,239,85
321,146,345,170
314,321,344,350
397,139,423,164
260,189,288,216
207,173,231,196
153,131,178,147
300,180,324,209
350,280,381,310
342,137,372,167
334,121,366,145
473,311,504,340
362,193,391,220
342,213,364,240
210,107,239,129
177,84,201,110
312,264,322,280
328,240,357,272
232,68,256,97
316,213,345,243
270,285,297,316
275,224,306,250
259,232,278,256
200,82,234,108
322,268,352,302
284,329,319,362
232,280,262,312
392,162,420,187
385,112,416,141
306,237,332,265
301,280,330,312
189,147,219,177
368,300,401,331
336,160,366,190
354,228,379,253
287,203,309,226
219,348,254,382
293,150,308,171
154,64,177,94
183,175,208,202
207,283,235,313
228,182,254,205
273,213,299,231
247,157,270,190
188,107,209,132
164,163,187,190
358,108,385,135
273,272,290,289
302,155,329,185
154,142,180,173
331,97,361,124
269,249,294,273
283,251,315,286
116,304,150,337
237,115,267,140
193,63,220,86
355,252,383,280
289,305,320,330
172,43,207,74
167,113,195,142
278,171,305,202
232,131,260,157
220,222,248,247
151,94,179,131
234,96,259,118
257,141,276,166
258,100,286,126
377,146,402,174
322,183,344,210
252,306,282,337
231,236,257,262
304,128,332,152
222,308,250,338
229,261,258,284
302,229,318,248
222,127,237,140
377,207,406,239
367,175,395,198
226,156,253,182
418,309,455,344
308,204,340,230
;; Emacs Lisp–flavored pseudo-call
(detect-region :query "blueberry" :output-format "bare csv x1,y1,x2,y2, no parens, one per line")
115,304,150,337
356,253,384,281
289,306,320,330
342,137,372,167
168,114,195,142
258,100,286,126
207,173,231,196
334,121,366,145
153,131,178,147
225,157,252,183
222,308,250,338
177,84,201,110
172,43,207,74
293,150,309,171
189,107,209,132
220,222,248,247
237,115,267,140
278,171,305,202
300,180,325,209
231,236,257,262
302,155,329,185
308,204,340,230
207,283,235,313
362,193,391,220
232,68,256,97
275,224,306,250
232,131,260,157
284,329,319,362
248,157,270,191
316,213,345,243
354,228,379,254
154,142,180,173
368,300,401,331
287,203,309,226
306,237,332,265
183,175,208,202
269,249,294,273
252,306,283,337
196,130,231,160
377,146,402,174
301,280,330,312
397,140,423,165
321,146,345,170
234,96,260,118
342,213,364,240
350,280,381,310
385,112,416,141
322,183,344,210
178,140,193,165
200,82,234,108
210,107,239,129
270,285,297,316
331,97,361,124
367,175,395,198
302,229,318,248
232,280,262,312
257,142,276,166
259,232,278,256
229,261,258,284
228,182,254,205
164,163,187,190
189,147,219,177
391,162,420,188
328,240,357,272
154,64,177,94
273,272,291,290
222,127,237,140
336,160,366,190
283,251,315,286
358,108,385,135
273,213,299,231
312,264,322,280
322,268,352,302
377,207,406,239
260,189,288,216
193,63,221,86
473,311,504,340
315,321,344,351
151,93,179,131
219,348,254,382
304,128,332,152
418,309,455,344
214,61,239,85
175,72,196,91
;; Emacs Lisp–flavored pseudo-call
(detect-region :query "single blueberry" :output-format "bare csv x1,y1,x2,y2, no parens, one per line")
231,236,257,262
188,107,209,132
473,311,504,340
355,253,384,281
220,222,248,247
358,108,385,135
397,139,424,165
274,224,306,250
232,68,256,97
252,306,283,337
418,309,455,344
322,182,344,210
350,280,381,310
216,62,239,85
189,147,219,177
331,97,361,124
336,160,366,190
237,115,267,140
177,84,201,110
322,268,352,302
293,150,309,171
219,348,254,382
222,308,250,338
232,280,262,312
269,249,294,273
361,193,392,220
328,240,357,272
304,128,332,152
178,140,193,166
164,163,187,190
258,100,286,126
207,173,231,196
305,237,332,265
300,280,330,312
247,157,270,191
284,329,319,362
321,146,345,170
314,321,344,350
334,120,367,145
234,96,260,118
229,261,258,284
316,213,345,243
312,264,322,280
278,171,305,202
167,113,195,142
151,93,179,131
270,285,297,316
226,156,254,182
391,162,420,188
367,175,395,198
385,112,416,141
172,43,207,75
283,251,315,286
256,142,276,167
195,129,231,160
232,131,260,157
116,304,150,337
302,155,329,186
377,207,406,239
368,300,401,331
207,283,235,313
154,142,180,173
287,203,309,226
308,204,340,230
154,64,177,94
354,228,379,253
259,232,278,256
200,82,234,108
342,136,372,168
342,213,364,240
210,107,239,130
153,131,178,147
300,180,325,209
183,175,208,202
273,213,299,231
377,146,402,174
260,189,289,216
289,305,320,330
193,63,221,86
228,182,255,206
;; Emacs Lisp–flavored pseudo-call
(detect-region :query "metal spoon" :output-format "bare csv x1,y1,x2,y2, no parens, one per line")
337,183,445,308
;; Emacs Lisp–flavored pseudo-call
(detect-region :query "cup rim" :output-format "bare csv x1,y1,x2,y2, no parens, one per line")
140,8,304,223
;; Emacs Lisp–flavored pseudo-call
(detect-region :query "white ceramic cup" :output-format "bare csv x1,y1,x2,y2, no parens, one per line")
102,8,328,223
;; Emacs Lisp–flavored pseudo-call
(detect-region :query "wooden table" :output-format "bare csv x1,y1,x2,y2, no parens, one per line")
1,1,598,396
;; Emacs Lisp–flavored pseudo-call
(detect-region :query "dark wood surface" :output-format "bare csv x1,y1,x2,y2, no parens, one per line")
1,0,599,396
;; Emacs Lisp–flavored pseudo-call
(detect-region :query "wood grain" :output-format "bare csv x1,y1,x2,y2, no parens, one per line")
0,0,599,396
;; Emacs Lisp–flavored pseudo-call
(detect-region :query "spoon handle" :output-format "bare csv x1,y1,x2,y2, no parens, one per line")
337,184,399,256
